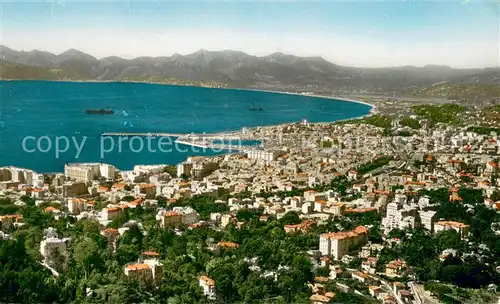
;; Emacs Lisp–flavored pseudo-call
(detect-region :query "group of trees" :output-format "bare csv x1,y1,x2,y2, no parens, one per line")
357,156,393,175
412,104,465,126
467,126,500,135
398,117,421,130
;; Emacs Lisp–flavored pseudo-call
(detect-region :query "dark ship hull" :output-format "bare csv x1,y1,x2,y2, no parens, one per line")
85,109,114,115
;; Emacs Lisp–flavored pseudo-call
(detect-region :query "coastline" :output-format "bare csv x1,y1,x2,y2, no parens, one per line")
232,87,376,113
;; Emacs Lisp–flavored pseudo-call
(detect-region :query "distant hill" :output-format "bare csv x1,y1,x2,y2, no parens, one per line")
412,83,500,100
0,60,83,80
1,45,498,94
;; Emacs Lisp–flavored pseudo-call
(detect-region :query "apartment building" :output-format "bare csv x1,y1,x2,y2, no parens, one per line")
65,164,96,182
65,163,116,182
157,206,199,228
434,220,469,239
319,226,368,260
68,198,87,215
419,210,437,232
124,254,164,285
246,149,279,161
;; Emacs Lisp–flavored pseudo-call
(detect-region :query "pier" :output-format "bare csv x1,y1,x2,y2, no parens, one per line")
101,131,260,152
101,131,257,141
102,132,186,137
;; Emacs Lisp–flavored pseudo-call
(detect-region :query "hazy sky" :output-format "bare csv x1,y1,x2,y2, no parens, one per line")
1,0,499,68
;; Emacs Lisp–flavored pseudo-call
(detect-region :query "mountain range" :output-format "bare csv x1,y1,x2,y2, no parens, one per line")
1,45,498,94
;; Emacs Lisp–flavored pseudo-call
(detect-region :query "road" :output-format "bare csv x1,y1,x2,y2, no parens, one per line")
410,282,442,304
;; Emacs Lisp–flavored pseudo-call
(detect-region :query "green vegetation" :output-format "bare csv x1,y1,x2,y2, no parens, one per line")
170,195,229,220
412,104,465,126
467,126,500,135
424,282,499,304
320,140,333,148
339,114,392,134
163,165,178,177
399,117,421,129
424,282,453,301
357,156,393,175
360,115,392,129
396,130,412,137
0,60,83,80
412,83,500,100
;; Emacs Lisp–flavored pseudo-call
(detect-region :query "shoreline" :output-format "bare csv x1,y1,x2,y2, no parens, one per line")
232,87,376,113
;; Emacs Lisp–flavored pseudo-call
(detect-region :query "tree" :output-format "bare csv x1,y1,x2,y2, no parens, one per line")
163,165,178,177
424,282,452,300
436,230,462,251
73,237,101,279
388,228,405,239
280,211,301,225
116,244,140,266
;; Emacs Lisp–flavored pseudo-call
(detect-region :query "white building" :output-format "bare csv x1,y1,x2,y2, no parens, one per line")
156,207,200,227
319,226,368,260
419,210,437,232
246,149,279,161
65,163,116,182
124,252,164,284
32,173,45,187
64,164,97,182
9,167,35,185
133,165,166,175
40,234,70,270
177,162,193,178
99,164,116,180
68,198,88,215
382,197,418,234
100,206,123,221
199,275,216,300
172,206,199,225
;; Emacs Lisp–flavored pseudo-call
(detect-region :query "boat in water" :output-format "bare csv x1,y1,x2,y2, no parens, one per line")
249,107,263,111
85,109,114,115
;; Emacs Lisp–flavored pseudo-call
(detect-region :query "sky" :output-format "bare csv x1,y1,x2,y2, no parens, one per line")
0,0,499,68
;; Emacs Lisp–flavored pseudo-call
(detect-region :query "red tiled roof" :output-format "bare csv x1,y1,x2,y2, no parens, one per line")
200,275,215,286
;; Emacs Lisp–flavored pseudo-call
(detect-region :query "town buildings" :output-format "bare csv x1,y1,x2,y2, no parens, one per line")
319,226,368,260
124,251,164,285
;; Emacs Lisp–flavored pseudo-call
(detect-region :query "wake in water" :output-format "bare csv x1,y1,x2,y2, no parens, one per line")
120,110,131,117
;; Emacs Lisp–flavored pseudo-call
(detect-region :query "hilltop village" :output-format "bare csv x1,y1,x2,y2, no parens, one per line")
1,103,500,303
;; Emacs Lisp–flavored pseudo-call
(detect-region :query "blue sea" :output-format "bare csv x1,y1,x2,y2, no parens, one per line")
0,81,371,172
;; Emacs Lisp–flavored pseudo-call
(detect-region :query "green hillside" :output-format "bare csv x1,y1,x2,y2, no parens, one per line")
0,60,84,80
412,83,500,100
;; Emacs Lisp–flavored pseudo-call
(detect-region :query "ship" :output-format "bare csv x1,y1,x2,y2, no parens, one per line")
249,107,263,111
85,109,114,115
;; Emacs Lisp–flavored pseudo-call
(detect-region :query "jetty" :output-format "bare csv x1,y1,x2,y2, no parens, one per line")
101,131,259,152
101,131,256,140
102,132,186,137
